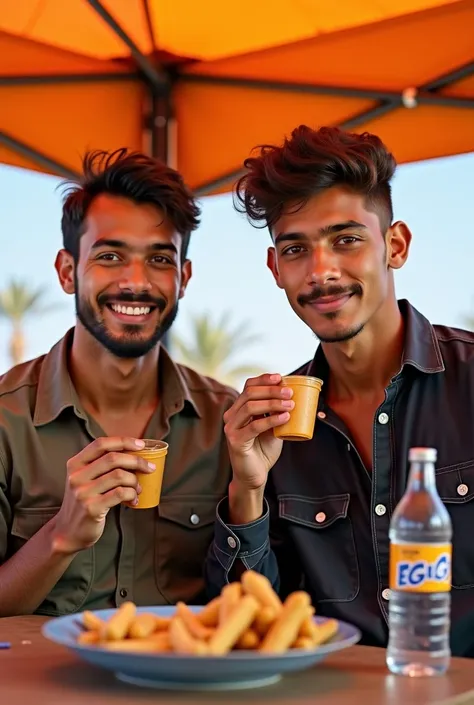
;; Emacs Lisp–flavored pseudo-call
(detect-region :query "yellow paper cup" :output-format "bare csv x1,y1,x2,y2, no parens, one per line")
128,439,168,509
273,376,323,441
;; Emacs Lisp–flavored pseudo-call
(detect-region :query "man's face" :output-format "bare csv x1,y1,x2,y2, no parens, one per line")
62,194,191,358
267,186,409,343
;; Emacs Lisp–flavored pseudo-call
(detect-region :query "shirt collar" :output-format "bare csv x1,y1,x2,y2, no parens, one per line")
307,299,445,383
33,329,200,427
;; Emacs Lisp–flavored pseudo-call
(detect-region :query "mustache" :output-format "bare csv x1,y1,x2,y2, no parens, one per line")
98,292,167,313
297,284,362,307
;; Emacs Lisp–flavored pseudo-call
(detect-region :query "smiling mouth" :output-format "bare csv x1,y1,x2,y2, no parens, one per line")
309,293,354,314
105,303,157,322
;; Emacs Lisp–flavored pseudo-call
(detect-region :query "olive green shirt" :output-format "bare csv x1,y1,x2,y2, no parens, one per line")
0,330,237,616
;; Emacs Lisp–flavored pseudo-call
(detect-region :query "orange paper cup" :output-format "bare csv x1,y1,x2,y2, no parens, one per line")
128,439,168,509
273,376,323,441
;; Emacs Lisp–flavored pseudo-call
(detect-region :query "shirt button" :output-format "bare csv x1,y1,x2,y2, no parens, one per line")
317,411,326,419
190,513,200,525
457,484,468,496
119,588,128,598
227,537,237,549
382,588,391,601
315,512,326,523
378,412,389,425
375,504,387,516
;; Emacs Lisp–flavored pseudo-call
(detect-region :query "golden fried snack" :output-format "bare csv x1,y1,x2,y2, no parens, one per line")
253,606,277,637
219,582,243,624
298,609,317,639
82,611,105,631
176,602,213,640
153,615,173,631
241,571,282,613
103,637,169,653
149,631,173,652
312,619,339,646
259,592,311,654
103,601,137,641
208,595,260,656
169,616,208,655
236,629,260,650
128,613,159,639
78,629,102,645
74,570,340,657
197,597,221,627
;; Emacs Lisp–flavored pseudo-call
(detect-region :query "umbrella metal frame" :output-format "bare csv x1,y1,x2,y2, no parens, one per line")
0,0,472,195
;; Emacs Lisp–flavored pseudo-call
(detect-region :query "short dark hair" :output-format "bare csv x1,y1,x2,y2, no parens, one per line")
61,148,201,262
235,125,396,234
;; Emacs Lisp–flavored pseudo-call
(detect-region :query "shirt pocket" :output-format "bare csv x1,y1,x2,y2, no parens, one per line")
10,507,95,615
155,496,218,604
437,462,474,589
278,493,359,603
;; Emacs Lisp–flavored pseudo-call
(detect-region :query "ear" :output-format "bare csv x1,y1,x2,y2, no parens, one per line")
267,247,284,289
55,250,76,295
386,221,412,270
178,259,192,299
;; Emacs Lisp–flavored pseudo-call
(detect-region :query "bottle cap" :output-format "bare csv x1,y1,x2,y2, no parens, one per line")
408,447,437,463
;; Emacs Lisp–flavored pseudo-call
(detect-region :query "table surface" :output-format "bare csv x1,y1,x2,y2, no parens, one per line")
1,616,473,705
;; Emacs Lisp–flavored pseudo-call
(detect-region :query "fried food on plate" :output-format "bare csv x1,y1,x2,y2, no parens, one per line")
77,571,339,655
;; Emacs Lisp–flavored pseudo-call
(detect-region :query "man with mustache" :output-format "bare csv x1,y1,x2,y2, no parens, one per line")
206,126,474,657
0,149,236,616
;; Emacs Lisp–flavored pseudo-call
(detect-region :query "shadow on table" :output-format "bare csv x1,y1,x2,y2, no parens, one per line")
45,661,354,702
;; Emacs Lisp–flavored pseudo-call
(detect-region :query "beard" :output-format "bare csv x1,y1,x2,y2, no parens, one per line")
75,283,178,358
297,283,365,344
315,321,365,343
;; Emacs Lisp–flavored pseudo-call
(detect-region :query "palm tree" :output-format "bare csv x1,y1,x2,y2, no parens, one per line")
464,315,474,331
170,312,264,388
0,280,53,367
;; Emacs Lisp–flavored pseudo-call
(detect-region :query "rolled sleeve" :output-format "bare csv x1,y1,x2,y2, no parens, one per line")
205,497,278,598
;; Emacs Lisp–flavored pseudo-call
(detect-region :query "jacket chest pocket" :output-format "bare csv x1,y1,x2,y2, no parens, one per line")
437,463,474,589
155,497,218,604
278,493,359,603
10,507,94,615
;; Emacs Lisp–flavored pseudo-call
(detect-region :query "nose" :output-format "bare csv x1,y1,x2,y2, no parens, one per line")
118,259,152,294
306,243,341,287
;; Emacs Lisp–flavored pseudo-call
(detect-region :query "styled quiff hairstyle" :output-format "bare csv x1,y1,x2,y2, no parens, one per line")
235,125,396,233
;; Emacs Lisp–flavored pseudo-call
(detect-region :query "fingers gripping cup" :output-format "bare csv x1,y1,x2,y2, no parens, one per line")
273,376,323,442
129,439,168,509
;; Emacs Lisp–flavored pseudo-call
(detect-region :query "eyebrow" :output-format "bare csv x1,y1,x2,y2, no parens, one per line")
274,220,367,246
90,238,178,255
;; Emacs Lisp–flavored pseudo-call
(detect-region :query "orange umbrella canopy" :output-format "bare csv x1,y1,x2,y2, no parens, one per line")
0,0,472,194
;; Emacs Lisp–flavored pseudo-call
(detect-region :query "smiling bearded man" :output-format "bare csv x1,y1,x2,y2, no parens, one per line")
0,149,236,617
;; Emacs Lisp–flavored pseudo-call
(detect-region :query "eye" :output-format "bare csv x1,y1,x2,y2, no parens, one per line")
336,236,359,246
281,245,305,256
96,252,120,261
149,254,174,265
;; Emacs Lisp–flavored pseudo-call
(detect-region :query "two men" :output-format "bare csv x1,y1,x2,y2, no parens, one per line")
0,149,236,616
206,126,474,657
2,127,472,660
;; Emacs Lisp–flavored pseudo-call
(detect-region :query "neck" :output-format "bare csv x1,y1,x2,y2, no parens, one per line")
323,298,404,402
69,322,160,414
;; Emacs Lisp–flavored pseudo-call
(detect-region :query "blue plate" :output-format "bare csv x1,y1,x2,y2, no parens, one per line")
42,606,361,691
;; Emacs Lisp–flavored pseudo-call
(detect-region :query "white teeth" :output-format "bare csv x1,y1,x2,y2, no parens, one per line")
111,304,151,316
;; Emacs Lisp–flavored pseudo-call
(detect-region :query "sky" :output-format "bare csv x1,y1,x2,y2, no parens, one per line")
0,151,473,386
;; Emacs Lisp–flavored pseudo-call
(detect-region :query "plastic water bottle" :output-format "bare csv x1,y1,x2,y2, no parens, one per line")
386,447,452,676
